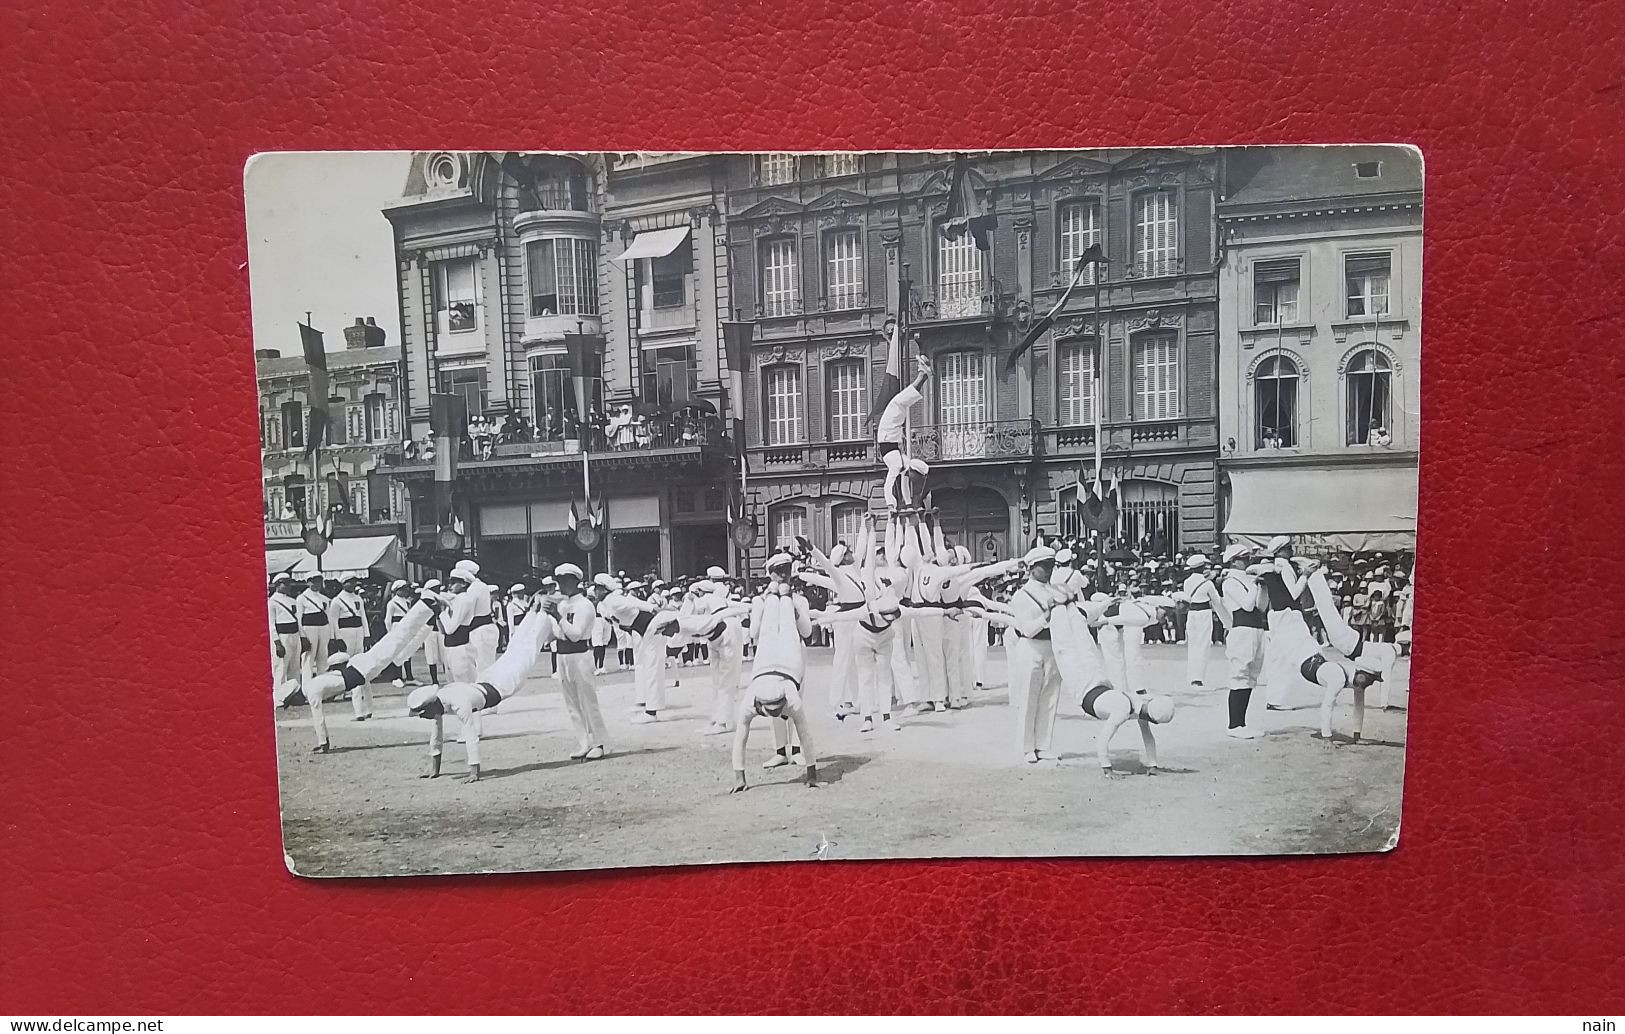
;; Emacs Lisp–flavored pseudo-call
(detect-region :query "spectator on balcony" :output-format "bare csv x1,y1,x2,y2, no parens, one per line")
1365,420,1392,448
279,500,299,521
1262,427,1283,449
608,406,637,450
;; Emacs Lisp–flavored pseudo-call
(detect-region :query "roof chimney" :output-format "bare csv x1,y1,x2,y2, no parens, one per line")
255,348,281,360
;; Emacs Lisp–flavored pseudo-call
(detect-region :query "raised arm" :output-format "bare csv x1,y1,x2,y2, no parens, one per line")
857,513,878,592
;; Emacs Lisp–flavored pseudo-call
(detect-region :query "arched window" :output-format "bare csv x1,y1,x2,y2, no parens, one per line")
830,501,865,553
1254,355,1300,448
1346,349,1393,446
770,504,807,552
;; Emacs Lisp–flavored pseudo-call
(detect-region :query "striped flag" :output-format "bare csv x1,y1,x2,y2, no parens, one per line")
300,322,328,457
866,318,903,432
567,498,580,533
1002,250,1098,375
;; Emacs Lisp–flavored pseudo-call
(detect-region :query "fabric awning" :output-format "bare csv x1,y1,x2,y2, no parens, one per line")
283,535,405,580
612,226,691,263
264,549,307,578
1225,465,1418,553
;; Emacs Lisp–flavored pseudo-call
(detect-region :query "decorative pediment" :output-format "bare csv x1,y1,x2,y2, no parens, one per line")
1110,147,1203,173
819,339,869,360
755,345,806,366
807,189,868,211
1037,154,1115,183
737,196,805,220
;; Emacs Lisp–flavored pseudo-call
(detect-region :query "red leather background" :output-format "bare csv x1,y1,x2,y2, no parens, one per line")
4,0,1624,1015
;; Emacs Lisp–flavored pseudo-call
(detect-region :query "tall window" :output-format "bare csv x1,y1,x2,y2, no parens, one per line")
758,154,798,186
280,400,303,450
1059,201,1102,284
824,229,864,310
1133,192,1179,276
364,393,386,442
1346,253,1392,317
1131,333,1181,421
770,505,807,551
649,239,691,309
526,238,598,317
1254,258,1300,324
438,367,487,424
937,230,982,313
529,355,574,436
831,502,865,550
435,258,478,334
826,358,866,441
261,410,281,450
1254,355,1300,448
1057,340,1098,426
328,404,348,446
1346,349,1393,445
937,351,987,426
822,153,860,177
763,364,804,445
642,345,696,407
760,238,800,317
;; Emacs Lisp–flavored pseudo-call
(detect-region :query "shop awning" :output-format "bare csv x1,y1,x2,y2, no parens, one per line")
282,535,405,580
1225,466,1418,553
264,549,307,578
612,226,691,263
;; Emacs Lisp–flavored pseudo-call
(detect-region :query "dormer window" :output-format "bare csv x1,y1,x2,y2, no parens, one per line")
1354,161,1381,179
427,153,460,188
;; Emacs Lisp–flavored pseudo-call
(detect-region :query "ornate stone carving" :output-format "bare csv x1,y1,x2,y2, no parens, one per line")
820,340,865,359
1126,309,1184,332
758,345,806,366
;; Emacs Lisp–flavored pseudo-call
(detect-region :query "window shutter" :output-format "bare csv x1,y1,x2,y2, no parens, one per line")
1254,258,1299,284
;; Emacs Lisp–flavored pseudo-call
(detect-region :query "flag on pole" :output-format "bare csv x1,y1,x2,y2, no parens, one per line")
326,463,350,514
721,320,753,453
567,497,580,533
941,155,996,252
300,322,328,457
564,331,604,417
590,491,605,528
1002,254,1096,375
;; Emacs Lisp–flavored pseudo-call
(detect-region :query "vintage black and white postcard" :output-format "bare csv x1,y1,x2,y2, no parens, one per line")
245,147,1420,876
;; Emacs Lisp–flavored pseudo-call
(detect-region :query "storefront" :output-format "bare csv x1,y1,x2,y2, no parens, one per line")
1223,464,1418,553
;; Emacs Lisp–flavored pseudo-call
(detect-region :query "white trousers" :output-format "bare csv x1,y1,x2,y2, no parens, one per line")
709,627,743,726
443,644,479,684
270,633,300,694
557,650,607,750
853,623,897,718
944,613,971,706
1013,637,1060,755
912,612,949,705
829,622,859,709
891,617,923,707
1099,624,1145,693
470,624,501,678
1263,610,1311,706
1185,609,1214,684
970,616,989,687
634,631,668,710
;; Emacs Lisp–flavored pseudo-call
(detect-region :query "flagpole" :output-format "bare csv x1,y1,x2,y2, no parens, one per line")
303,315,325,580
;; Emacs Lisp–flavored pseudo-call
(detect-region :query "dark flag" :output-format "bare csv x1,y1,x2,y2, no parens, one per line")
942,155,997,252
300,322,328,457
429,392,466,531
721,320,753,455
1003,245,1103,375
866,317,904,432
564,331,604,418
326,464,350,514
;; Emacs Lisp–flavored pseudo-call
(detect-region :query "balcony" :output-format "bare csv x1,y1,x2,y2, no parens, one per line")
913,287,993,324
378,416,729,481
1042,417,1213,456
909,419,1039,463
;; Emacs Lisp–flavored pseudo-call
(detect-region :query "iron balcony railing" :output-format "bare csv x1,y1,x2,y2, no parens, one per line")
909,419,1040,462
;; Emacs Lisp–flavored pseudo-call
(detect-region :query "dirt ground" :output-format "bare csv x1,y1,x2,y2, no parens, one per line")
275,641,1409,877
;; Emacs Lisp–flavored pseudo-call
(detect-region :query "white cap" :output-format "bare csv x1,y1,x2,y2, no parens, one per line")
705,566,729,579
828,543,848,565
765,552,794,571
453,559,480,576
1264,535,1292,557
390,579,409,591
510,583,526,592
691,580,714,594
1222,544,1253,564
554,563,584,580
325,651,350,669
423,579,443,591
447,568,474,584
594,573,620,590
1023,546,1057,565
1055,548,1076,565
1186,555,1210,570
405,685,441,713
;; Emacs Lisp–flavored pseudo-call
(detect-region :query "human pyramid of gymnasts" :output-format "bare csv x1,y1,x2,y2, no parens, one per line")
269,351,1400,789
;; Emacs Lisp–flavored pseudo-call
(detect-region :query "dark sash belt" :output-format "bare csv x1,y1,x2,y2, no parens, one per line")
443,614,493,647
478,682,503,710
274,622,298,634
556,639,592,655
337,617,363,628
301,614,329,627
835,600,865,611
1081,683,1113,720
1188,602,1211,611
705,623,727,641
628,611,654,637
340,666,366,691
